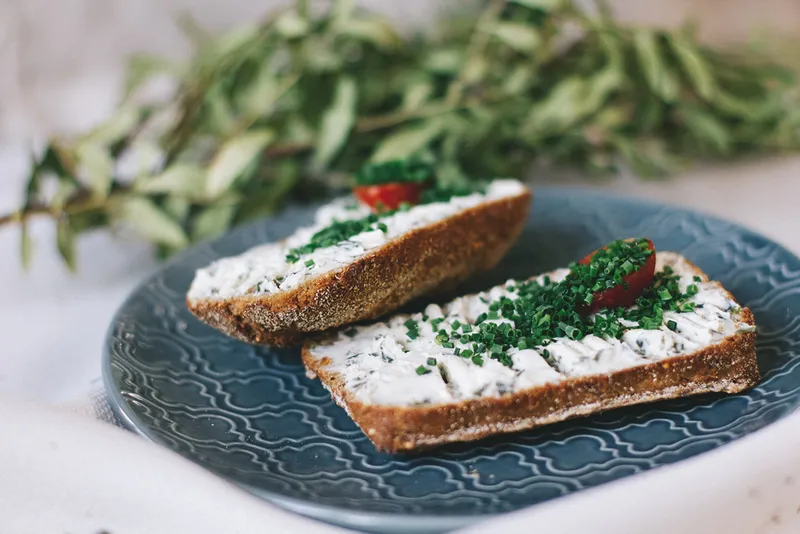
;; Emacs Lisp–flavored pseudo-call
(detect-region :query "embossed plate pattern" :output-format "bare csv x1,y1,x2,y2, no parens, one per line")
104,187,800,534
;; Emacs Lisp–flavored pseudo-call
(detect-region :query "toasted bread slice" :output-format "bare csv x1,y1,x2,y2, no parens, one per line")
187,180,531,346
302,252,758,453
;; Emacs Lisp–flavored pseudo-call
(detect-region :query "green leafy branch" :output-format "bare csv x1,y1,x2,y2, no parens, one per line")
6,0,800,270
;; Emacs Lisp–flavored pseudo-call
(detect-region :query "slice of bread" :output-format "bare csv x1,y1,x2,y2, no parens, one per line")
302,252,759,453
187,180,531,347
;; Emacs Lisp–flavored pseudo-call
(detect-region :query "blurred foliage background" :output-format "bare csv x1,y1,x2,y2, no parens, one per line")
4,0,800,269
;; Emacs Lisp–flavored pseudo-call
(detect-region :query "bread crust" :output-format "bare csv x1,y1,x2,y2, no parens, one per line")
187,189,532,347
302,263,759,453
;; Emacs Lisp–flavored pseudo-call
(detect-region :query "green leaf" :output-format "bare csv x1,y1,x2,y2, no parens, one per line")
70,211,108,234
714,92,776,120
509,0,563,10
162,197,191,222
633,30,679,102
137,164,207,199
51,180,79,210
681,106,730,153
595,105,630,129
82,106,140,146
330,0,355,30
192,203,237,241
462,55,488,85
524,68,620,136
76,144,114,198
502,65,533,95
525,77,585,135
120,196,188,248
20,224,33,270
669,37,716,100
237,67,287,120
371,119,446,162
202,25,258,63
284,116,315,144
341,17,401,49
311,76,357,172
123,54,179,99
304,41,343,72
206,129,274,198
275,11,309,38
613,136,678,177
24,152,43,209
492,22,541,53
56,216,77,272
425,49,462,73
205,84,237,135
401,80,433,111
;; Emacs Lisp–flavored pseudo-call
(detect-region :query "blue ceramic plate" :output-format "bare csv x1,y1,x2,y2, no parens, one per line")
104,187,800,534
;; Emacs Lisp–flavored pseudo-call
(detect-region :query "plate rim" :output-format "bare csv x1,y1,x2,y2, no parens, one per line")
102,362,473,533
102,184,800,533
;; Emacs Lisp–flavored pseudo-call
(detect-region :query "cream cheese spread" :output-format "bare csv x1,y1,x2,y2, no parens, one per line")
187,179,526,301
306,252,754,406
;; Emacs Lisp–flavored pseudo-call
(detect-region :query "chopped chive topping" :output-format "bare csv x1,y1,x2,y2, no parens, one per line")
355,158,433,186
404,318,419,339
693,275,702,282
286,179,484,262
415,239,706,370
427,357,437,366
405,239,709,375
305,259,315,268
415,365,431,375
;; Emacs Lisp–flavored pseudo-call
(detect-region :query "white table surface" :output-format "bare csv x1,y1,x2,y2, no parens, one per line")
1,141,799,532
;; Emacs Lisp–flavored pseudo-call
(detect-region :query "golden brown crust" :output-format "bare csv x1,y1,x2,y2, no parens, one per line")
301,265,759,453
187,189,532,347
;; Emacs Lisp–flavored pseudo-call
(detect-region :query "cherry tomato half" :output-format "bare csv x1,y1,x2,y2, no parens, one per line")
579,238,656,312
354,182,428,212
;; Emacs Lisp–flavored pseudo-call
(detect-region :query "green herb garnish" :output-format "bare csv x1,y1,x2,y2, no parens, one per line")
285,177,484,263
433,238,699,369
355,159,433,186
405,318,419,340
286,212,385,262
415,365,431,375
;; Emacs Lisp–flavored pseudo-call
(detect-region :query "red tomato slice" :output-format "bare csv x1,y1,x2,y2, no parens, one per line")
354,182,428,212
579,238,656,312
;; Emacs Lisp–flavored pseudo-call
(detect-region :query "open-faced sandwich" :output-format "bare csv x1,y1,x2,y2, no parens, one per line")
303,238,759,453
187,160,531,346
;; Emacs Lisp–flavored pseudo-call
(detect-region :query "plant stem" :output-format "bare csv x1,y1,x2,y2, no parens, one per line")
0,189,116,228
